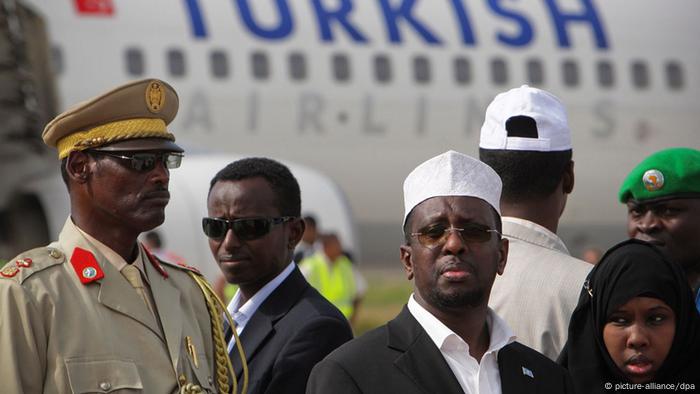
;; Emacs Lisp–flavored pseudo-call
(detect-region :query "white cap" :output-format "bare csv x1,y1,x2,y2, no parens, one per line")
402,150,502,228
479,85,571,152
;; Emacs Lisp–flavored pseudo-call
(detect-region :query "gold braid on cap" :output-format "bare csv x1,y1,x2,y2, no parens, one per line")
56,118,174,159
187,272,249,394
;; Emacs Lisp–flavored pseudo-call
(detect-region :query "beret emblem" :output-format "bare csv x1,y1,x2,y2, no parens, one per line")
642,169,664,192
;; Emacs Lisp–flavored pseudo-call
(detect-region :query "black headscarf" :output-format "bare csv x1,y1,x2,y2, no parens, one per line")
558,239,700,393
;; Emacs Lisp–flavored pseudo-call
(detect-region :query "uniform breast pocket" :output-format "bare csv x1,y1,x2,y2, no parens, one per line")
65,358,143,393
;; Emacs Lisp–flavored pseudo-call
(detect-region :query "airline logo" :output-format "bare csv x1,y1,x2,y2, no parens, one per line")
74,0,114,16
183,0,608,49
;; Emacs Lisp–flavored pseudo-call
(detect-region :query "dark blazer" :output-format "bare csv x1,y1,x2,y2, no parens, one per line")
228,265,353,394
307,306,574,394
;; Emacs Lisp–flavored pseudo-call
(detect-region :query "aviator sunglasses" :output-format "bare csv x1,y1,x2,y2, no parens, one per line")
410,223,500,249
202,216,296,241
88,151,183,172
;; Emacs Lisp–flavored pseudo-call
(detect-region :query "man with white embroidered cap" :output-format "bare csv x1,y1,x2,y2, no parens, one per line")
307,150,572,394
0,79,234,393
479,85,592,360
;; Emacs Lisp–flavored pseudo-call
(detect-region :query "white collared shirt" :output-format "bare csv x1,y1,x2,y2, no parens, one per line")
407,294,516,394
226,262,295,353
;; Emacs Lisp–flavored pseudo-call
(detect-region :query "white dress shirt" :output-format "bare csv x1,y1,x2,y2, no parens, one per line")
226,262,295,353
407,294,516,394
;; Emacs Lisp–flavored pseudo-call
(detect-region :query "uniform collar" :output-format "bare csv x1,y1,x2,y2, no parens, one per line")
502,217,570,255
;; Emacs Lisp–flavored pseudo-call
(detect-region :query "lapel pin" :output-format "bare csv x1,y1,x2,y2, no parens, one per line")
522,366,534,378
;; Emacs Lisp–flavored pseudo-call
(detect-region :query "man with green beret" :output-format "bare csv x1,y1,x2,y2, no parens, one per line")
619,147,700,312
0,79,235,393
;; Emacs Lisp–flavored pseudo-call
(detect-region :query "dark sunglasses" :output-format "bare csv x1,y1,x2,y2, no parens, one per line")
202,216,296,241
410,223,500,249
88,151,183,172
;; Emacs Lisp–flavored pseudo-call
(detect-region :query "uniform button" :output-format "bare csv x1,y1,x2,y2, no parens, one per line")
48,248,63,259
178,373,187,386
99,381,111,391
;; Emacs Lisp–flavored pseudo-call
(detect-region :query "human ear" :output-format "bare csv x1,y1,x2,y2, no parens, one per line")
563,160,575,194
399,245,414,280
288,217,306,250
66,151,90,184
496,238,508,276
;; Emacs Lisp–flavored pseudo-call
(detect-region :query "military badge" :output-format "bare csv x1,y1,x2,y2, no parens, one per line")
15,258,32,268
145,80,165,113
70,247,105,284
642,169,664,191
1,265,19,278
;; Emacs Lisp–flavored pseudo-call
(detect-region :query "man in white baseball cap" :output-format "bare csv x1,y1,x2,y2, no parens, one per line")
479,85,592,360
307,150,573,394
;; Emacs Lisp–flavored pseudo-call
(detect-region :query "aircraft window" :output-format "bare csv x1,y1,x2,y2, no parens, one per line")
413,56,430,84
289,52,307,81
374,55,392,84
332,53,351,82
665,61,684,90
526,59,544,85
631,61,650,89
252,51,270,80
167,49,186,77
562,60,579,87
453,57,471,85
491,58,508,85
597,61,614,87
50,46,64,75
210,50,229,79
125,48,145,76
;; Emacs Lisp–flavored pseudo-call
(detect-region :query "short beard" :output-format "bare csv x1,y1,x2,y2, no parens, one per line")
427,286,484,309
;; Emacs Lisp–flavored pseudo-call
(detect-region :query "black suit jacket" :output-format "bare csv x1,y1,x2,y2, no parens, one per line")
307,306,573,394
228,266,353,394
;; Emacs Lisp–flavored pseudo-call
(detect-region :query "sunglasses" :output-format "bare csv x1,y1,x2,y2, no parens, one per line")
88,151,183,172
202,216,296,241
410,223,500,249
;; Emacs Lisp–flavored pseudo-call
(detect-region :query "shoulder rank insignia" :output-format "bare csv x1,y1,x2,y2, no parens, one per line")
15,258,32,268
176,262,201,275
70,247,105,284
1,265,19,278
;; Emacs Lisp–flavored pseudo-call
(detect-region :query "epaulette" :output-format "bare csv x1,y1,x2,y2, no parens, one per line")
159,259,203,275
0,246,66,284
140,244,202,276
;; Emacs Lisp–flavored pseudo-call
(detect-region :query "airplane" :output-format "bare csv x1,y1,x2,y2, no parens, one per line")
1,0,698,277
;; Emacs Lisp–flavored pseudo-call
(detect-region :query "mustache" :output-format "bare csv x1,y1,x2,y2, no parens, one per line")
438,258,476,275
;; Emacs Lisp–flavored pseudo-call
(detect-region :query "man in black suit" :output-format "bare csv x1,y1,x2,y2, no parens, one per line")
307,151,573,394
205,157,353,394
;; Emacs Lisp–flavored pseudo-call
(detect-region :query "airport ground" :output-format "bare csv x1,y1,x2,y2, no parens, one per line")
353,267,412,336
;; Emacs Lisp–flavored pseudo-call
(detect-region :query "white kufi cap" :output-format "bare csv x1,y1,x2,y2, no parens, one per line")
479,85,571,152
402,150,502,228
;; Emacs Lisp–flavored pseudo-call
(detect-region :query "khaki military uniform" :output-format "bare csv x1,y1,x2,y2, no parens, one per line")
0,218,218,393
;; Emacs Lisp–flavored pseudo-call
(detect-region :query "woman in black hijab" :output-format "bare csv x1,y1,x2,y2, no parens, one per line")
559,239,700,393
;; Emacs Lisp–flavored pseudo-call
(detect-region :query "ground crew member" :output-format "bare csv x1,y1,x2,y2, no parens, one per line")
300,233,357,320
0,79,234,393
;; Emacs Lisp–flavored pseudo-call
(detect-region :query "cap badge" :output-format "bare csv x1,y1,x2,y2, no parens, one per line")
146,80,165,114
642,169,664,191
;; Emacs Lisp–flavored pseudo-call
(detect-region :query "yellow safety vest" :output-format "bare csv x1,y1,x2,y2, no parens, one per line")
301,253,356,319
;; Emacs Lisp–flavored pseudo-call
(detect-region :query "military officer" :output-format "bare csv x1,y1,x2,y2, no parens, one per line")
0,79,233,393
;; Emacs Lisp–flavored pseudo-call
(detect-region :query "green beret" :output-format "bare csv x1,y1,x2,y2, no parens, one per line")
619,147,700,203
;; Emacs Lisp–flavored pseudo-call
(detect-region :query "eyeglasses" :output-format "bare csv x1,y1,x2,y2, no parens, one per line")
410,223,500,249
202,216,296,241
88,151,183,172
